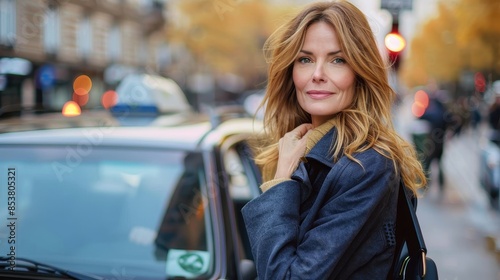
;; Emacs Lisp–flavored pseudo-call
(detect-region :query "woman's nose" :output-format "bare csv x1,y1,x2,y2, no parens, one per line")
312,64,326,83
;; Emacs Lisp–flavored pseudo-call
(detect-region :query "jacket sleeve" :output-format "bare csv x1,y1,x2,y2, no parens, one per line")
241,151,397,279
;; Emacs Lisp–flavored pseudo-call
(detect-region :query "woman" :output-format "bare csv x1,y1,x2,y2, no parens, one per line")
241,1,427,279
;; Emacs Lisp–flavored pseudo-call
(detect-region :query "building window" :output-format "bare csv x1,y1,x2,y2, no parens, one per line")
107,24,121,62
44,5,60,54
77,15,93,59
0,0,16,47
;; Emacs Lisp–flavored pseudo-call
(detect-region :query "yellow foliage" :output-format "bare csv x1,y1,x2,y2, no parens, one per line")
166,0,298,87
401,0,500,88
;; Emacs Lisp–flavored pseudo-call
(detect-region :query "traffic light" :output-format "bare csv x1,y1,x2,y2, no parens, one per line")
385,24,406,71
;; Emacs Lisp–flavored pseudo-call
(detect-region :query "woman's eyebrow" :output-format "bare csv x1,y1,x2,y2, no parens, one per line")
299,49,342,55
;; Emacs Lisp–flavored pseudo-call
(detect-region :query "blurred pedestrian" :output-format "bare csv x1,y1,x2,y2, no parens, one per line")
488,90,500,145
447,96,468,137
417,80,448,192
241,1,427,279
469,95,482,131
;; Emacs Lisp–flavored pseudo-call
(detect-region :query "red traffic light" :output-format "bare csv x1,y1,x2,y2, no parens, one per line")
385,32,406,53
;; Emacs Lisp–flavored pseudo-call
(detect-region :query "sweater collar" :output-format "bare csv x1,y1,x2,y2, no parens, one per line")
304,119,337,166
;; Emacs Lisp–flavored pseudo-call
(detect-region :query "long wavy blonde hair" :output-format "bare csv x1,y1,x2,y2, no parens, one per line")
254,0,426,194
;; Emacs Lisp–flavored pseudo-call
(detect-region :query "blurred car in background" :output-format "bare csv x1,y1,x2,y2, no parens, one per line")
0,73,193,133
0,77,264,279
479,80,500,210
480,138,500,210
482,80,500,105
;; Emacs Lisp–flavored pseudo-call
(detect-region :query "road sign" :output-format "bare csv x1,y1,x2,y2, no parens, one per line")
381,0,413,11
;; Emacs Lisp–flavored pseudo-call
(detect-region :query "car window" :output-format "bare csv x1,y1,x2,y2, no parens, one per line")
225,148,252,200
222,142,261,262
224,142,262,201
0,146,214,279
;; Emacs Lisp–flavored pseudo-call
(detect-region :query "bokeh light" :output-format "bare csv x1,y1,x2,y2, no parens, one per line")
384,32,406,53
411,90,429,118
101,90,118,109
411,103,426,118
73,91,89,106
62,101,81,117
73,75,92,95
414,90,429,108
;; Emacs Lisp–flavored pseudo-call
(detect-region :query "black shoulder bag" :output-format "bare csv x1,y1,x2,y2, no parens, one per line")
390,183,439,280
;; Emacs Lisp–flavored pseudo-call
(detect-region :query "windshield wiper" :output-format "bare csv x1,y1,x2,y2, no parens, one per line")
0,256,103,280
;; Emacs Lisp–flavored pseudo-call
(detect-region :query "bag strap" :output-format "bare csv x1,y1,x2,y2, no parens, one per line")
397,182,428,278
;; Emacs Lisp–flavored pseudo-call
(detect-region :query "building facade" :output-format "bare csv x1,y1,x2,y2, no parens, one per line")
0,0,168,117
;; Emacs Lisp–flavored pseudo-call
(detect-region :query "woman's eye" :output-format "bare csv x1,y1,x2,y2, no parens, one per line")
332,57,346,64
298,57,312,63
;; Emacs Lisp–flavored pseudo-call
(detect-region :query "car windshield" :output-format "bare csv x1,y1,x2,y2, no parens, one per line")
0,145,214,279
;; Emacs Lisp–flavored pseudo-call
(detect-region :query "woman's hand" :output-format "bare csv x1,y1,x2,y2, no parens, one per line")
274,123,314,179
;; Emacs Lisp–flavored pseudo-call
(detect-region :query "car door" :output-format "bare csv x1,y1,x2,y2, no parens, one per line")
217,135,261,280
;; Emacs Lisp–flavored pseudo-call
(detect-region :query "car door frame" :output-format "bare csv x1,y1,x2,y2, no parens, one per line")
213,133,261,280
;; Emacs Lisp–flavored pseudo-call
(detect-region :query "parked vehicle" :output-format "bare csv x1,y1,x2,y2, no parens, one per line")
0,104,263,279
479,80,500,210
480,131,500,210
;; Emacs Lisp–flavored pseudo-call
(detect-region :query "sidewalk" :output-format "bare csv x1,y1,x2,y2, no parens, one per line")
419,126,500,279
394,98,500,279
417,194,500,280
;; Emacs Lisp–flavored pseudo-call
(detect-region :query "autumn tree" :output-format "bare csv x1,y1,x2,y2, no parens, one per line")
165,0,297,92
401,0,500,92
455,0,500,82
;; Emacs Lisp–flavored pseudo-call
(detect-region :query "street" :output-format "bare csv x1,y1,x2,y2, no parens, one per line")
395,98,500,280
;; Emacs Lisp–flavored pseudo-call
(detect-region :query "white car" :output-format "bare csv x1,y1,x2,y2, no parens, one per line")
0,108,263,280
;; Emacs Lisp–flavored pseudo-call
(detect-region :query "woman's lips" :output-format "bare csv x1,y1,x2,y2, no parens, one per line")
306,90,334,99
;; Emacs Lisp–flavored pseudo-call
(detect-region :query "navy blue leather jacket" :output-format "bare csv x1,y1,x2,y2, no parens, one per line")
242,128,399,279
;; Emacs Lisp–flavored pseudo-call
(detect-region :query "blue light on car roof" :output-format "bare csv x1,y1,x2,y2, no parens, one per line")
109,104,159,116
109,104,159,125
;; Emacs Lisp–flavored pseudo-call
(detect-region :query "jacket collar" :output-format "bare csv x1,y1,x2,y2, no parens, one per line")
305,119,335,154
291,125,336,201
305,125,337,168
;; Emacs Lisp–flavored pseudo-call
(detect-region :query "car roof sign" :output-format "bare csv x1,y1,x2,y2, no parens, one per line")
111,74,192,116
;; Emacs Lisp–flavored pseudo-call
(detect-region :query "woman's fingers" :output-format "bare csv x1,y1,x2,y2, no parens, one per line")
274,123,313,179
291,123,314,139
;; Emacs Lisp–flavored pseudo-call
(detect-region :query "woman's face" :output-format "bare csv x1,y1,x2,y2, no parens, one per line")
293,21,356,127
